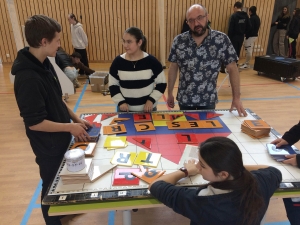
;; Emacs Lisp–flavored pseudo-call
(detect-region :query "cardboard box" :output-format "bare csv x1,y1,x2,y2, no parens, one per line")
90,72,109,93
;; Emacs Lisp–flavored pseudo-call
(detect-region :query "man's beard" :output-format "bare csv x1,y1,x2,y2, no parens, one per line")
191,21,208,37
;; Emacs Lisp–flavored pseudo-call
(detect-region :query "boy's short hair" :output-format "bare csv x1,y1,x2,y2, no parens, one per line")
234,2,243,9
249,6,257,14
71,52,82,59
25,15,61,48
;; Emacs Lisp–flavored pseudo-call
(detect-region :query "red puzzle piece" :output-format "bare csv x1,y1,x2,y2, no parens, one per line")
132,137,151,149
84,114,98,124
101,113,117,121
133,113,152,123
206,112,223,119
184,113,200,120
176,133,198,144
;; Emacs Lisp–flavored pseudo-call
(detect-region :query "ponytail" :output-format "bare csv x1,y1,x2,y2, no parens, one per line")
125,26,147,52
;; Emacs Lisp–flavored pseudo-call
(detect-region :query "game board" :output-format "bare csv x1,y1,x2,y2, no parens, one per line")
43,109,300,205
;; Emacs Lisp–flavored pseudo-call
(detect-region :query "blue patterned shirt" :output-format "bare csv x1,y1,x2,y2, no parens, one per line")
168,29,238,107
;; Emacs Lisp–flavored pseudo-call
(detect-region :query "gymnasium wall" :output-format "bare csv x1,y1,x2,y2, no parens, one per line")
1,0,275,63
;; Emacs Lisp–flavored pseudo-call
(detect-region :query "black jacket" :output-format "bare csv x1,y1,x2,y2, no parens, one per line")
287,16,300,39
228,11,251,38
246,14,261,38
12,47,72,158
282,121,300,168
272,15,291,30
55,48,73,70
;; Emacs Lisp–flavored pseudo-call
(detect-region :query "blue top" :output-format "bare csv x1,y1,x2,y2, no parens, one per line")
150,167,281,225
168,29,238,107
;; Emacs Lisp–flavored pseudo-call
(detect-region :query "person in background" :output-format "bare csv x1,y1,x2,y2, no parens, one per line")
286,8,300,59
228,1,251,63
56,47,80,88
272,6,291,56
167,4,247,116
11,15,91,225
271,121,300,225
70,52,95,76
240,6,261,69
109,27,166,112
150,137,281,225
67,13,89,75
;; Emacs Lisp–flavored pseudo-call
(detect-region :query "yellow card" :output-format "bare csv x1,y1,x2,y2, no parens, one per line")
111,151,137,166
134,152,161,167
104,136,127,148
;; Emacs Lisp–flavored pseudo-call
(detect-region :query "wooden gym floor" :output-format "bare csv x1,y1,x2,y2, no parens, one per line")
1,60,300,225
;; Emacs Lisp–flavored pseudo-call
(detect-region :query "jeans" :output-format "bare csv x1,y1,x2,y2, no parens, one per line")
283,198,300,225
243,37,258,66
63,67,78,81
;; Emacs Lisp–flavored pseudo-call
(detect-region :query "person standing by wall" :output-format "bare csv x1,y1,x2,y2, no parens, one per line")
228,1,251,63
68,13,89,75
286,8,300,59
240,6,261,69
272,6,291,56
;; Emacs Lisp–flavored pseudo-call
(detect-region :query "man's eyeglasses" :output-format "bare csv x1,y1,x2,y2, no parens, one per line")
187,15,207,24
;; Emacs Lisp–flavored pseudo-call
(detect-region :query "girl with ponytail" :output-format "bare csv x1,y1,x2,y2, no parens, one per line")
149,136,282,225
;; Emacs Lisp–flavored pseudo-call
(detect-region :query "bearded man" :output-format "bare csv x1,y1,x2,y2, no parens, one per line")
167,4,247,117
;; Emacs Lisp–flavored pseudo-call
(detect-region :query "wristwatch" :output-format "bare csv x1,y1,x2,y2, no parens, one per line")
179,167,188,177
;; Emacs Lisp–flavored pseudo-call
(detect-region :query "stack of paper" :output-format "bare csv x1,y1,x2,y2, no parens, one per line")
59,158,94,184
241,120,271,138
266,144,296,162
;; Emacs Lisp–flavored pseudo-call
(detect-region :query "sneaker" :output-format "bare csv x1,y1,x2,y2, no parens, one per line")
239,64,249,69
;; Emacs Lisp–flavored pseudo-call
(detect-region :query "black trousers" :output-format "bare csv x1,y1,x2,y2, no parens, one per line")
289,40,297,58
230,35,244,62
36,154,64,225
74,48,89,74
283,198,300,225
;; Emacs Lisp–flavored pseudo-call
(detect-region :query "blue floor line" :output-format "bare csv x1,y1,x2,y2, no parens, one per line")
108,211,115,225
20,179,42,225
286,82,300,90
73,83,88,112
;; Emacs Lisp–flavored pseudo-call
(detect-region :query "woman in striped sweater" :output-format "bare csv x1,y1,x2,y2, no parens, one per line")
109,27,167,112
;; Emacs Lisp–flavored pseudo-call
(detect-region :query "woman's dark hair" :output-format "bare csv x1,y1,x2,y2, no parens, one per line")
199,137,264,225
294,8,300,18
124,27,147,52
249,6,257,14
25,15,61,48
280,6,290,18
69,13,79,23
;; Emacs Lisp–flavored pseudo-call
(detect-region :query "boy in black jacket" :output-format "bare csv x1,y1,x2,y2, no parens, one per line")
228,2,251,62
240,6,261,69
271,121,300,225
12,15,91,225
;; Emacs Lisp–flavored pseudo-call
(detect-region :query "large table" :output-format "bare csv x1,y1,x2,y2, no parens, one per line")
45,109,300,224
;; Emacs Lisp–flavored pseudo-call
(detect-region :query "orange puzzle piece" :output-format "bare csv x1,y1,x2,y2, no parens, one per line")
131,165,165,184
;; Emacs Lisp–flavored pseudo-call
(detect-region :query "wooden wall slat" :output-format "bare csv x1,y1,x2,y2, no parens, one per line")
3,0,276,63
